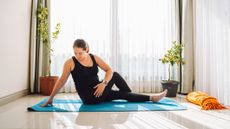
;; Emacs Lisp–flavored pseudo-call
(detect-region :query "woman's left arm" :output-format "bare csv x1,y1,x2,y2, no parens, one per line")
94,55,113,83
93,55,113,97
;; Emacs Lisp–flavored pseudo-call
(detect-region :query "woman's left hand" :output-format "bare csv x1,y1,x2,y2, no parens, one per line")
93,82,106,97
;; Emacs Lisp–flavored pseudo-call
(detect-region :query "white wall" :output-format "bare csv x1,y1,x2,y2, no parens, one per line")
0,0,32,98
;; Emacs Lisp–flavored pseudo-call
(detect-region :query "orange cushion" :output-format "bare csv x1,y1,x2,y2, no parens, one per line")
186,91,226,110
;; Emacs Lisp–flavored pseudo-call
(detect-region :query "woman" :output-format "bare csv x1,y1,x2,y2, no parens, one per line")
41,39,167,106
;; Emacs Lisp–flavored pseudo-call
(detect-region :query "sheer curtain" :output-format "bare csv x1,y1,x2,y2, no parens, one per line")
117,0,179,92
194,0,230,106
50,0,179,93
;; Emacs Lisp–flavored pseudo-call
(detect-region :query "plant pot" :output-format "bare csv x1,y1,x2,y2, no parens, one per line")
161,80,179,97
40,76,59,96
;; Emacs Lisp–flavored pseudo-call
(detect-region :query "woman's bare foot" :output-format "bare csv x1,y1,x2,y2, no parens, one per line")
150,89,168,102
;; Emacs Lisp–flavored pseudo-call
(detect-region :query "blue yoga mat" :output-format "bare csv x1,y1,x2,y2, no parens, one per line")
27,98,187,112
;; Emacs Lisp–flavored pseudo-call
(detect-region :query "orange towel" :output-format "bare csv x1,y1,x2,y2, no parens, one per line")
186,91,226,110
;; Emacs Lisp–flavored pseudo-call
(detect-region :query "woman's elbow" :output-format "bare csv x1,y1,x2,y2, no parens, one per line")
107,68,113,73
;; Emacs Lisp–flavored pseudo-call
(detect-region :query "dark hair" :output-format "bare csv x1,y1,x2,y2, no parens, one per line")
73,39,88,51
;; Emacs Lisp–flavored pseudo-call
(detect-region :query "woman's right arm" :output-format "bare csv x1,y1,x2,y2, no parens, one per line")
40,59,72,107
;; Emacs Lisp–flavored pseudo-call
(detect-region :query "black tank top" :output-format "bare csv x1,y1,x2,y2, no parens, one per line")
70,54,100,91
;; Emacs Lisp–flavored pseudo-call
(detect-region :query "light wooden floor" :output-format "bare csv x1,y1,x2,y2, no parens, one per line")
0,93,230,129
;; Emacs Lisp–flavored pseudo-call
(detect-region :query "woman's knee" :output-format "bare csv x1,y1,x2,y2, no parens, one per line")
112,71,132,92
110,71,119,80
113,71,120,77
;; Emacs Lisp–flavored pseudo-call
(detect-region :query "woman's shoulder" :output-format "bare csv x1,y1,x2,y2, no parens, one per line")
89,53,98,58
64,57,75,70
66,57,74,64
89,53,95,56
90,54,105,65
89,53,99,60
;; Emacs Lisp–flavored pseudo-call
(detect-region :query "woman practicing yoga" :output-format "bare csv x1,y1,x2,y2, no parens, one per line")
41,39,167,106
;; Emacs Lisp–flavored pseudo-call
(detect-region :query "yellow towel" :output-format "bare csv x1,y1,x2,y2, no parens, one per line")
186,91,226,110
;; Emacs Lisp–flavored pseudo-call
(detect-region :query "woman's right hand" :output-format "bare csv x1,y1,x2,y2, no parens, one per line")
39,59,72,107
40,99,53,107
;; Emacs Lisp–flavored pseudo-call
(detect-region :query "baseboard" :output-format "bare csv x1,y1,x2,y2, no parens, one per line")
0,89,29,106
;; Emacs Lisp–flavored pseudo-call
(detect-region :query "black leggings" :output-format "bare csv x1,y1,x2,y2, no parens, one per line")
81,72,150,105
99,72,150,103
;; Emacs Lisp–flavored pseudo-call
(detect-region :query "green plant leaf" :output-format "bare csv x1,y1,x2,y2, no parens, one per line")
37,1,61,76
159,41,185,80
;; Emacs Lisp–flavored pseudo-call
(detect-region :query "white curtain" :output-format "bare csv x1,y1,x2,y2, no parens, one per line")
50,0,179,93
194,0,230,106
117,0,179,92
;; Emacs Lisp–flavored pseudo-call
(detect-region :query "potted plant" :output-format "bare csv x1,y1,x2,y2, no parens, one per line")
37,1,61,95
159,41,185,97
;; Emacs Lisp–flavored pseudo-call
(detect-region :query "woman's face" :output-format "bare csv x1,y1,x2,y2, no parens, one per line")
73,47,88,61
